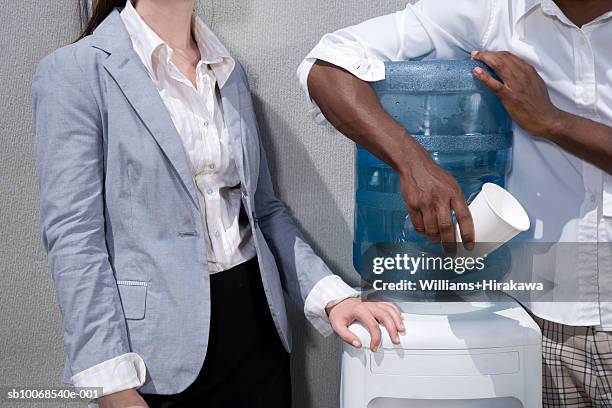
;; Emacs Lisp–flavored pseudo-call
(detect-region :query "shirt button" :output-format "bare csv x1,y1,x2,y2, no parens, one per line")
206,188,213,195
208,163,215,170
213,230,220,237
203,120,209,127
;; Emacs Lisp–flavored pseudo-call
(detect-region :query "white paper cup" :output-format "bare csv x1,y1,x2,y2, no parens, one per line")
455,183,530,258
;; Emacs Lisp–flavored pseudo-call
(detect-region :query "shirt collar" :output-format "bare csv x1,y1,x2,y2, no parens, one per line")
120,0,235,87
120,0,165,75
519,0,612,28
517,0,564,25
539,0,579,26
191,15,236,87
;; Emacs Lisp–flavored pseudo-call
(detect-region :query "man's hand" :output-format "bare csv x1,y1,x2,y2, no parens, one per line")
472,50,612,174
399,151,475,250
471,50,563,138
98,389,148,408
326,298,405,352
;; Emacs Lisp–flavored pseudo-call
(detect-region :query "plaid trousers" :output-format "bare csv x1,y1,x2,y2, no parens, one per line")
533,316,612,407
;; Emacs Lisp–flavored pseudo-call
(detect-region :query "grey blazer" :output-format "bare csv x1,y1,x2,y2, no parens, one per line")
32,9,333,394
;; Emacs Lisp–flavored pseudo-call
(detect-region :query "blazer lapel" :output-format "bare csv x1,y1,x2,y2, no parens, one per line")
93,10,201,210
220,72,247,189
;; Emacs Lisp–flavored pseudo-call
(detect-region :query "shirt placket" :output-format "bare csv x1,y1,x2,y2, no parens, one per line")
197,68,229,271
570,26,605,324
573,27,603,239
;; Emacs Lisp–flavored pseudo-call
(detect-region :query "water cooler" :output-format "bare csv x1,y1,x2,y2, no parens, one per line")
343,60,542,407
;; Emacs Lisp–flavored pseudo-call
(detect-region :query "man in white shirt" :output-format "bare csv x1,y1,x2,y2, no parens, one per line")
298,0,612,405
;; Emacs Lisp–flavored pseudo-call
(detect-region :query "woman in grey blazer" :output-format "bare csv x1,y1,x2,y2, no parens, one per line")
33,1,404,407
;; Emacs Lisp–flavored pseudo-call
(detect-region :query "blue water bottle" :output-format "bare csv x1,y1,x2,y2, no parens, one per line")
354,60,513,273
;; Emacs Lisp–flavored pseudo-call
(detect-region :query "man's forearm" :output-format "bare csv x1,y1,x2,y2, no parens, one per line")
307,59,428,173
547,110,612,174
307,59,476,245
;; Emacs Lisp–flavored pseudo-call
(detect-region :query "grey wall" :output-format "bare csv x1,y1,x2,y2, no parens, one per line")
0,1,84,408
0,1,407,407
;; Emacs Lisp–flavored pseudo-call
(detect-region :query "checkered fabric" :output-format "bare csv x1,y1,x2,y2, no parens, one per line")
533,315,612,407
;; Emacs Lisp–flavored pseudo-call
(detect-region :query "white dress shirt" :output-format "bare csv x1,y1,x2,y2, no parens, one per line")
122,0,255,274
298,0,612,327
73,2,358,403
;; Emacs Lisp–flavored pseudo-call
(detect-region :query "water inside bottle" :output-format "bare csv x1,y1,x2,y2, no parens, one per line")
353,60,513,285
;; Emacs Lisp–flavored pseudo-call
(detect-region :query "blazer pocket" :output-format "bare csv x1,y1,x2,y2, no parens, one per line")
116,280,148,320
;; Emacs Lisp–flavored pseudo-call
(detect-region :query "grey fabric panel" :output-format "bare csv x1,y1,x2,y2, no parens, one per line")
0,1,83,407
1,0,410,407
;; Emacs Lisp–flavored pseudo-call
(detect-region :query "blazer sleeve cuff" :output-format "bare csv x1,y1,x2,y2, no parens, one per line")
304,275,360,337
71,352,146,405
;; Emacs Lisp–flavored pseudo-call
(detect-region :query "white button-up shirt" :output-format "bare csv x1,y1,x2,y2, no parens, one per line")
122,0,254,273
298,0,612,327
73,2,358,403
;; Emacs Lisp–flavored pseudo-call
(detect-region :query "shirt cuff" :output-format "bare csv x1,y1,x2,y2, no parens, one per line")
71,352,146,407
304,275,360,337
296,59,328,125
297,46,386,125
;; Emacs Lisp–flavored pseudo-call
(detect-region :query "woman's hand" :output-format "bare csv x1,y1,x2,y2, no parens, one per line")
98,389,148,408
326,298,405,352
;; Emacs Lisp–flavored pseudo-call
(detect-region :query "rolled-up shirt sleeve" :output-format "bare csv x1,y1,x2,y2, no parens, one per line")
72,352,146,407
297,0,496,123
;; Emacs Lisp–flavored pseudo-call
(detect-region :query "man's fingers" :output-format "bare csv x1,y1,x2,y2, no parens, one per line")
472,50,506,73
356,308,382,351
452,196,475,248
407,208,426,235
331,321,362,348
422,208,441,243
471,50,513,94
437,203,457,254
473,66,506,95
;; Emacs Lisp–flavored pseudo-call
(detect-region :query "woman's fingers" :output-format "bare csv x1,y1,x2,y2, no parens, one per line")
372,306,400,344
331,320,362,348
355,306,382,351
328,300,406,351
380,301,402,317
377,302,405,332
